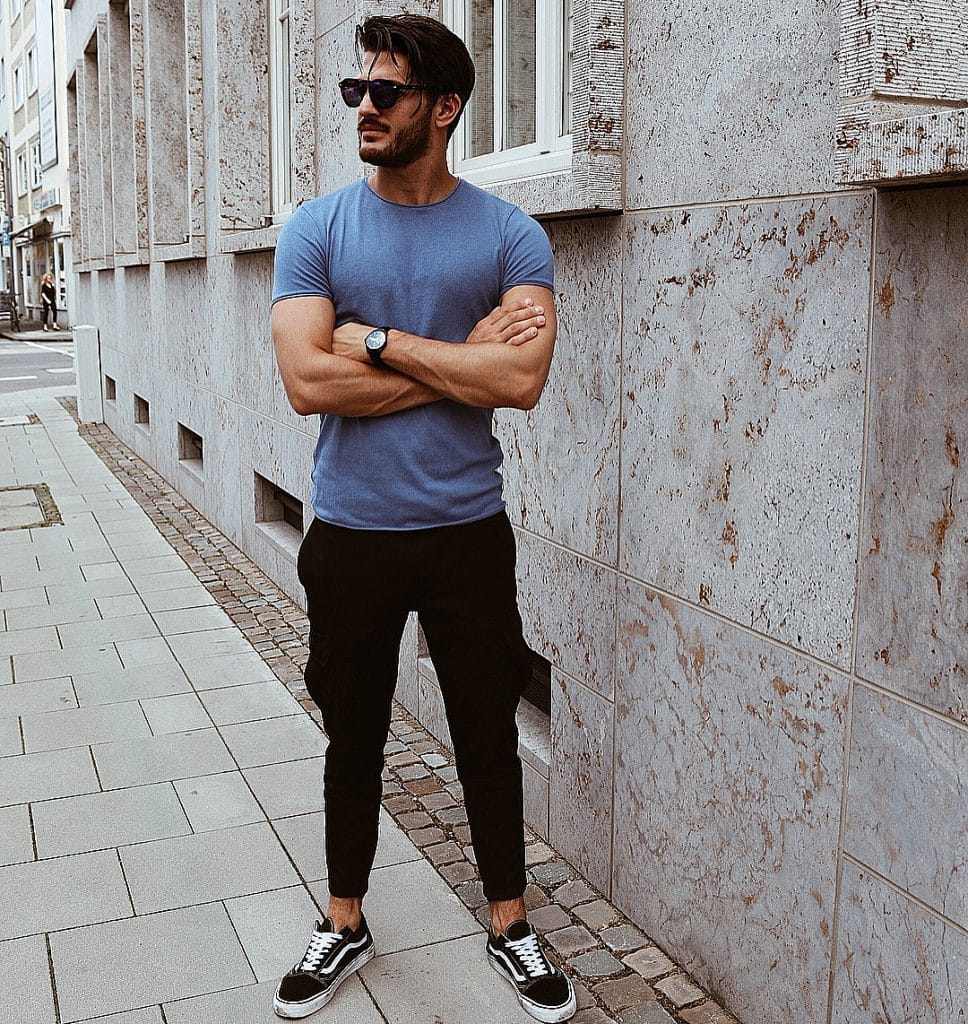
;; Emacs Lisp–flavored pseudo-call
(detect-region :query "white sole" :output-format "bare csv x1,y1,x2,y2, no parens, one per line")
273,944,375,1019
487,952,578,1023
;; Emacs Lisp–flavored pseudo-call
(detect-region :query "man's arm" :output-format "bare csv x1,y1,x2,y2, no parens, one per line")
333,286,557,411
271,295,443,417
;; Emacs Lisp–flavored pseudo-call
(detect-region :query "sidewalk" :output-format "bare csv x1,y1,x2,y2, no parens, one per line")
0,325,74,343
0,387,736,1024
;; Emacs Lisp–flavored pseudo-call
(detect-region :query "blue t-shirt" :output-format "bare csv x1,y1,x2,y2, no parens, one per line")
271,178,555,530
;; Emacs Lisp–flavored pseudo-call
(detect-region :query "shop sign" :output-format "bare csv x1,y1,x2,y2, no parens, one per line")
33,189,60,214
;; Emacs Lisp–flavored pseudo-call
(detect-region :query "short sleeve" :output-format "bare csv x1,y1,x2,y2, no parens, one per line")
271,202,332,305
501,207,555,295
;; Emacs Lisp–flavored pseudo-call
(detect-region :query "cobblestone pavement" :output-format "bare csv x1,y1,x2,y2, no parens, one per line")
59,396,739,1024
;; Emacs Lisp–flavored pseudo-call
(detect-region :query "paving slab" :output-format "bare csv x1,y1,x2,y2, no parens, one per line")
242,758,327,819
93,729,235,790
0,849,131,940
0,676,76,717
58,613,160,648
0,745,100,806
72,661,192,706
120,821,300,914
0,804,33,865
4,598,102,631
198,679,303,725
13,641,124,683
80,561,128,581
179,650,278,690
0,586,48,612
128,570,203,594
0,624,61,658
22,700,151,753
45,577,137,604
224,884,321,982
50,904,255,1022
153,605,234,635
140,586,217,614
166,627,257,662
141,691,211,734
123,554,190,578
0,656,12,686
115,636,179,668
0,934,57,1024
75,1008,164,1024
220,714,326,768
2,565,85,590
95,594,151,618
0,715,23,754
173,771,266,832
32,783,191,858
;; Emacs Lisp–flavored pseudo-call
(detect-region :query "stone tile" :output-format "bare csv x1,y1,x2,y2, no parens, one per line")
45,577,136,604
75,1010,163,1024
361,932,535,1023
4,598,101,630
120,822,300,914
620,1005,676,1024
831,862,966,1024
655,974,706,1008
198,679,302,725
612,579,847,1024
49,904,254,1022
845,685,966,924
95,594,152,618
0,660,12,690
0,587,48,613
58,613,160,648
522,757,550,841
1,565,85,591
72,660,192,705
0,850,131,940
122,554,188,577
0,934,56,1024
33,783,190,858
0,676,76,716
567,949,625,978
310,857,480,956
166,627,255,662
242,758,326,819
550,679,614,893
153,605,233,637
621,195,872,667
13,641,124,683
529,903,573,933
129,570,201,593
856,185,968,723
140,586,216,613
93,728,235,789
22,700,151,753
679,1003,741,1024
0,746,100,806
625,1,838,209
173,771,265,832
574,899,620,932
0,625,60,658
554,880,598,909
596,973,657,1013
601,924,648,954
115,636,180,668
163,978,382,1024
0,804,33,866
546,924,597,957
514,530,617,699
80,561,127,581
141,691,211,734
496,218,622,563
179,650,278,690
531,861,572,888
224,885,319,982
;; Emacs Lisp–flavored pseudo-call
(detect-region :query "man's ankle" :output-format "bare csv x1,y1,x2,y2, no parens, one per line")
327,896,363,933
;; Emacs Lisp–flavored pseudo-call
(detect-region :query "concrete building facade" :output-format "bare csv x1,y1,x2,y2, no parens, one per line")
63,2,966,1023
1,0,73,322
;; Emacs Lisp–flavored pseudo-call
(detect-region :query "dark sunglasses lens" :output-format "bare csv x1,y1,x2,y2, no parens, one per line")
339,79,366,107
368,81,401,109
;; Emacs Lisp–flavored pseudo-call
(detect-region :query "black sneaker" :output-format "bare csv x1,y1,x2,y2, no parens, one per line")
487,919,577,1023
273,916,375,1019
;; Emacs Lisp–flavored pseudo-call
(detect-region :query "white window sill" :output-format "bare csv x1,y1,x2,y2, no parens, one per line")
254,519,302,565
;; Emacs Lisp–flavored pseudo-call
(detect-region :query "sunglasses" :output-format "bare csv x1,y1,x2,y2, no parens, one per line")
339,78,428,110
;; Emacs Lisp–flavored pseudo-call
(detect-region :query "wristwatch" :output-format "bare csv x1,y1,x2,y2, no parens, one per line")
364,326,391,366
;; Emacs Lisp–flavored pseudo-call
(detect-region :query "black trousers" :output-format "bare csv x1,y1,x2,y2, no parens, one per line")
297,510,532,902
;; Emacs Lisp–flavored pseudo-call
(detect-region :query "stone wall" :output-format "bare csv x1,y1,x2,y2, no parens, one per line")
65,2,966,1023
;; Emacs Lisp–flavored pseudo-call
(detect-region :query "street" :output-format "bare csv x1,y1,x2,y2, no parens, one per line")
0,335,75,394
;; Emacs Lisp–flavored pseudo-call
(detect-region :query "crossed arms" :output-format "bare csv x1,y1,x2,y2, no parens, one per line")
270,285,557,418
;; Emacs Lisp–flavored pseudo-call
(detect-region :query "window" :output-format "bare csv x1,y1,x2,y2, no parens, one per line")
16,149,27,196
1,58,5,102
269,0,292,217
30,139,41,189
445,0,573,185
13,60,24,109
26,42,37,95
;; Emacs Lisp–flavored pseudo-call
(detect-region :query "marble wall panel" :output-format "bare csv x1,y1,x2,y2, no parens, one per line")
96,19,115,264
845,685,967,926
522,758,550,841
831,861,967,1024
185,0,206,245
315,20,366,196
495,218,622,565
130,0,150,255
626,0,839,210
417,668,454,751
162,260,212,389
613,578,848,1024
513,528,617,700
207,396,244,546
856,185,968,724
550,670,614,894
290,0,319,205
395,613,419,717
317,0,356,37
621,195,872,668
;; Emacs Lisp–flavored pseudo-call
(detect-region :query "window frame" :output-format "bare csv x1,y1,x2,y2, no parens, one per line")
13,59,24,109
16,148,28,196
26,40,37,96
30,138,42,190
269,0,293,220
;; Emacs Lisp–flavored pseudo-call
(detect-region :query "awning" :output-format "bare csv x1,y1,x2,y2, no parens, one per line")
10,216,52,240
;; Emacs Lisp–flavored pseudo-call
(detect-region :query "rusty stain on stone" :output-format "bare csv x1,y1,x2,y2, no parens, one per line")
876,277,896,313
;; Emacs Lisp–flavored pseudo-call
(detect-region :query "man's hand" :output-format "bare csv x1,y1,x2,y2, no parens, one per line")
466,297,547,346
332,322,373,363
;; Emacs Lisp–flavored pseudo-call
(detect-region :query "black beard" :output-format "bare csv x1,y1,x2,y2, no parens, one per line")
360,108,434,168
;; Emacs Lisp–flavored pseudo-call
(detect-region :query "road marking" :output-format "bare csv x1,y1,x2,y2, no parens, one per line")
45,368,75,374
22,340,74,357
0,375,38,382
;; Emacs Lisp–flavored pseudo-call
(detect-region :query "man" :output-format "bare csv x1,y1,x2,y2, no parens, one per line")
270,14,575,1023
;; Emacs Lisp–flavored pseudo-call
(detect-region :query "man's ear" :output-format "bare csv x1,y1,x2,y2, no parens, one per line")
435,93,463,133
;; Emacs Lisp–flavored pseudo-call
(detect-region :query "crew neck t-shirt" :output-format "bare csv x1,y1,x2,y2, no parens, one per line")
271,178,554,531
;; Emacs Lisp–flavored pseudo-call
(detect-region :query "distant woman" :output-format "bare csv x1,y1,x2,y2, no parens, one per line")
41,273,58,331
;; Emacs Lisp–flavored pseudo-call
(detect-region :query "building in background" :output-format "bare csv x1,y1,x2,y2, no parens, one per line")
61,3,966,1023
1,0,72,324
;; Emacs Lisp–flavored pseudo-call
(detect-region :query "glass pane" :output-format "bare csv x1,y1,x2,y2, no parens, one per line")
504,0,535,149
561,0,573,136
466,0,494,157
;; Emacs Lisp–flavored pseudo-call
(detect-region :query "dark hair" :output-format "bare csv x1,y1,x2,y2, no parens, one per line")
356,14,475,138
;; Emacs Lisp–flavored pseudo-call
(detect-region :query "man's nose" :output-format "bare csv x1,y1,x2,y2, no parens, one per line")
357,84,379,117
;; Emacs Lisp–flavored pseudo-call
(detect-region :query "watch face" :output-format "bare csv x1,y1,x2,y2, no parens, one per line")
365,329,386,351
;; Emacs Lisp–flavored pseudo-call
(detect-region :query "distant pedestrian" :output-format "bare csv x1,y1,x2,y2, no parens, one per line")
41,274,58,331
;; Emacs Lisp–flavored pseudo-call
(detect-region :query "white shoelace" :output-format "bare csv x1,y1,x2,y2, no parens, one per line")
298,928,342,973
507,932,552,979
